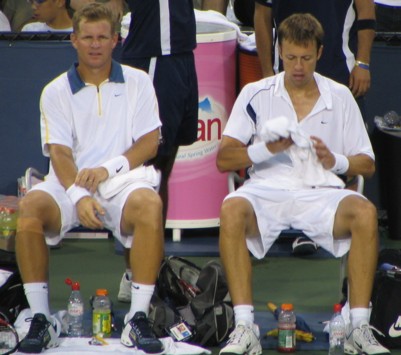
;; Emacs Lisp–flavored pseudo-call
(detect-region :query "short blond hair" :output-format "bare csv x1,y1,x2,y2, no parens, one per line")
72,2,115,34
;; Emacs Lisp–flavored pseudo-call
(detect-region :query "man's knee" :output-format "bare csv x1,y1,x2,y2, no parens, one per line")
353,198,377,223
220,197,253,228
127,189,162,220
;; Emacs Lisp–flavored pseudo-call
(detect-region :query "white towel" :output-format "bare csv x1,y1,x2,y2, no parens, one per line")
98,166,161,199
260,116,345,188
14,309,211,355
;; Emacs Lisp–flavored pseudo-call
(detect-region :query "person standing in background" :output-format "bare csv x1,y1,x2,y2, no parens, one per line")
106,0,199,303
253,0,375,105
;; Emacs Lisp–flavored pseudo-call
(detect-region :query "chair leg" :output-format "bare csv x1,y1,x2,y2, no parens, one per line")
339,253,348,300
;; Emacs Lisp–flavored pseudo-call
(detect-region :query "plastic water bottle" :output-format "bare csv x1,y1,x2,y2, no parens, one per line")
92,288,112,337
278,303,296,353
328,303,345,355
65,278,84,337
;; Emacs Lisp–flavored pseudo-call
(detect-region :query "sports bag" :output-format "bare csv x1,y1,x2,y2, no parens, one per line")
370,249,401,348
149,256,234,346
0,250,29,324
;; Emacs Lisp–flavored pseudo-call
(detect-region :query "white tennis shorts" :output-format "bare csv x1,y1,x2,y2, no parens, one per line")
225,181,364,259
30,179,157,248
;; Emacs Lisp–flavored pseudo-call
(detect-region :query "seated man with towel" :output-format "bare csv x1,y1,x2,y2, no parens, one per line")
15,3,164,354
217,13,390,355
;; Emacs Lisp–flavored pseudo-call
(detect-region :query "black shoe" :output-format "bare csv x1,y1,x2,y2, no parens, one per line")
121,311,164,354
19,313,59,353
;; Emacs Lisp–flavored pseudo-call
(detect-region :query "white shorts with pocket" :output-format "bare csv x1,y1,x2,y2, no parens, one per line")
30,179,157,248
225,181,364,259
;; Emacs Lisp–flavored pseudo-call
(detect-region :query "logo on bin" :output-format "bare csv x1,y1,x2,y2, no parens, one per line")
175,97,227,162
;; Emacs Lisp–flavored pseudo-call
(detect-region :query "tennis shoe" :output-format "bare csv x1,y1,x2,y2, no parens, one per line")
117,272,131,303
345,321,391,355
19,313,59,353
219,321,262,355
121,311,164,354
292,236,318,256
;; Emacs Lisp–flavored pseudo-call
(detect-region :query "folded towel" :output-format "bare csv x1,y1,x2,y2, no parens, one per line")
98,166,161,199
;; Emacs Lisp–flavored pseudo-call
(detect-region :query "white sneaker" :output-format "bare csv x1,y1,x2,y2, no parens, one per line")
345,322,391,355
219,321,262,355
118,272,131,303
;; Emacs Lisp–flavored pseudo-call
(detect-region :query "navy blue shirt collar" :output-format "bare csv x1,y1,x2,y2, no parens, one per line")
67,59,125,94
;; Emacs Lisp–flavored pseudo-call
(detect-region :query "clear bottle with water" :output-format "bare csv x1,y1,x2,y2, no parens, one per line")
65,279,84,337
328,303,345,355
92,288,112,337
278,303,296,353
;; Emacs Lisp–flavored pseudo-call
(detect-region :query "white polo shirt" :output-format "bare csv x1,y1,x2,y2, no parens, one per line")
223,72,374,190
40,61,161,182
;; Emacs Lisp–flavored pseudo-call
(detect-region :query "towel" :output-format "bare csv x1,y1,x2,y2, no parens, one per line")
121,10,256,51
98,166,161,199
260,116,345,189
14,309,211,355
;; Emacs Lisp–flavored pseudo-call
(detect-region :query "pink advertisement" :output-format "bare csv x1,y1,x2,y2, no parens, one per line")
166,24,237,231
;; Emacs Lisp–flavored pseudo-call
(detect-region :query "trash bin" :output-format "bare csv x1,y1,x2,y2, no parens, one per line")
375,114,401,240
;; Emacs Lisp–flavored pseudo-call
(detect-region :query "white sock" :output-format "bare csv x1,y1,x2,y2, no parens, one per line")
234,305,254,327
24,283,52,320
350,307,370,328
126,283,155,320
125,269,132,281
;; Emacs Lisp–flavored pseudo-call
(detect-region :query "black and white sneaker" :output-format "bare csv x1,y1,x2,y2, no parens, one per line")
292,236,318,256
121,311,164,354
19,313,59,353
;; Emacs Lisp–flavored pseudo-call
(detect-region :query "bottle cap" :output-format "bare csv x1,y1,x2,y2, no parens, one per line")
333,303,342,313
281,303,294,311
65,278,80,290
96,288,108,296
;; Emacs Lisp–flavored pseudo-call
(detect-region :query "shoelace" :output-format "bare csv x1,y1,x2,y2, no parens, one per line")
361,324,383,345
131,316,156,340
227,325,248,345
25,317,48,339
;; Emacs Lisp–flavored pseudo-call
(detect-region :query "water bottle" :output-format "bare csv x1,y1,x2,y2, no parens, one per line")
328,303,345,355
278,303,296,353
92,288,112,337
65,278,84,337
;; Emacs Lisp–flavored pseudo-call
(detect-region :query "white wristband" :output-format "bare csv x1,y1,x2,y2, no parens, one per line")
101,155,130,178
330,153,349,174
247,142,273,164
66,184,91,205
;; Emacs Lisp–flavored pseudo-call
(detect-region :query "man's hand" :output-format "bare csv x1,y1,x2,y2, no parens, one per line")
349,65,371,98
76,196,105,229
311,136,336,170
75,167,108,194
267,137,293,154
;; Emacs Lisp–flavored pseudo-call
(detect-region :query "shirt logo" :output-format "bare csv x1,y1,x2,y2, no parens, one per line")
114,93,122,97
389,316,401,338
